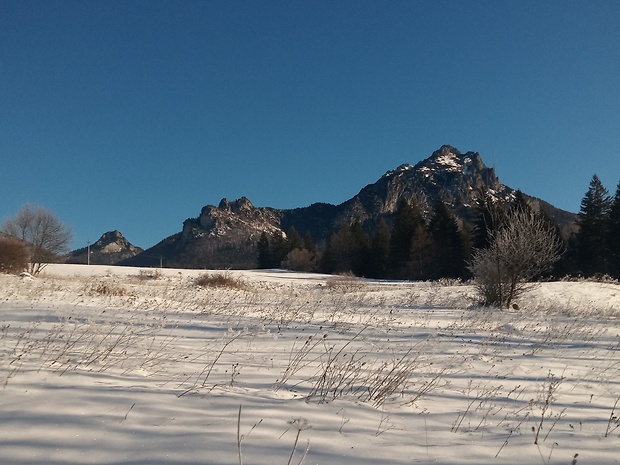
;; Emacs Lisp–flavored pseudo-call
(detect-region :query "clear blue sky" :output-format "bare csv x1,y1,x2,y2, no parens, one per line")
1,1,619,250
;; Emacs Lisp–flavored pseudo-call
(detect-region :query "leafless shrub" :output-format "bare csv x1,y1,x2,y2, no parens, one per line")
0,236,29,274
469,208,563,307
282,248,318,272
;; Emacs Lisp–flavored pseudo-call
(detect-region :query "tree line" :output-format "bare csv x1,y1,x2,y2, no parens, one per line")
257,197,473,280
257,176,620,283
1,174,617,282
563,175,620,279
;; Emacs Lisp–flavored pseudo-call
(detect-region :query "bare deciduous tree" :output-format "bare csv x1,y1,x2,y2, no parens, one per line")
2,205,73,274
469,208,563,307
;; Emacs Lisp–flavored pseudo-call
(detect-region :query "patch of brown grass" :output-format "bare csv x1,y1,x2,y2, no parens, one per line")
325,272,365,292
195,272,247,290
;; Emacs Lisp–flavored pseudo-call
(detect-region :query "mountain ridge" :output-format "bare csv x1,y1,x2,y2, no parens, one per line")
110,145,576,268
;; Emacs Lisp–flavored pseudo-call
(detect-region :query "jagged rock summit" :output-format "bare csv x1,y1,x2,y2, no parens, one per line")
332,145,514,229
183,197,281,240
67,230,143,265
123,145,577,269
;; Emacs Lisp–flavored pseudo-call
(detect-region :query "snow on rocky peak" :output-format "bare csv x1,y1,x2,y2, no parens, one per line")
433,152,462,171
383,164,414,178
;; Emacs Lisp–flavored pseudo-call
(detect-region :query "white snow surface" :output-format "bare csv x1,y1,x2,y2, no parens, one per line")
434,154,462,172
2,264,620,464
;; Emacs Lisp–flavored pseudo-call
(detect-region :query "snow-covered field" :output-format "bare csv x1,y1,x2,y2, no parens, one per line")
1,264,619,465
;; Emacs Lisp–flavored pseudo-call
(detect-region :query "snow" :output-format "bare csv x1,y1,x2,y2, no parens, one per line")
434,154,462,172
2,264,620,464
383,164,414,178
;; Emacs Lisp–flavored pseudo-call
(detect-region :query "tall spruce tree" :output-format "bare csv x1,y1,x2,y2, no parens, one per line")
302,232,316,255
428,199,467,279
575,175,611,276
285,227,303,251
511,190,530,213
256,232,271,269
368,219,391,278
408,223,434,280
269,231,290,268
607,181,620,278
388,199,425,278
349,222,371,276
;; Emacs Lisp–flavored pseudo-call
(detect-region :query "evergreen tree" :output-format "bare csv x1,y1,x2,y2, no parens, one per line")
511,190,530,213
472,192,508,250
388,199,425,278
575,175,611,276
256,232,271,269
349,221,371,276
368,219,391,278
408,224,434,280
321,224,352,274
285,227,303,251
302,231,316,255
269,231,290,268
322,222,370,276
428,199,467,279
607,181,620,278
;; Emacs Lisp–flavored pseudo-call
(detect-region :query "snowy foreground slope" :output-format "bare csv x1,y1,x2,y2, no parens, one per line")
1,264,619,465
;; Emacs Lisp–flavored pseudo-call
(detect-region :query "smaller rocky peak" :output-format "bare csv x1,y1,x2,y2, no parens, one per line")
95,230,124,245
218,198,232,211
66,230,142,265
93,230,129,250
232,196,254,212
193,196,281,239
217,197,254,213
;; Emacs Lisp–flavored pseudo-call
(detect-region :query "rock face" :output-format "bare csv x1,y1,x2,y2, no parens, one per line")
123,197,284,269
183,197,282,241
315,145,512,229
66,230,143,265
125,145,578,269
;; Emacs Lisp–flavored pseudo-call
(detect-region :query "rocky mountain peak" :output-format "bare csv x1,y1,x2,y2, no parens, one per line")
218,196,254,213
66,230,142,265
420,145,484,175
344,145,511,229
429,144,461,162
94,230,128,252
183,197,281,242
